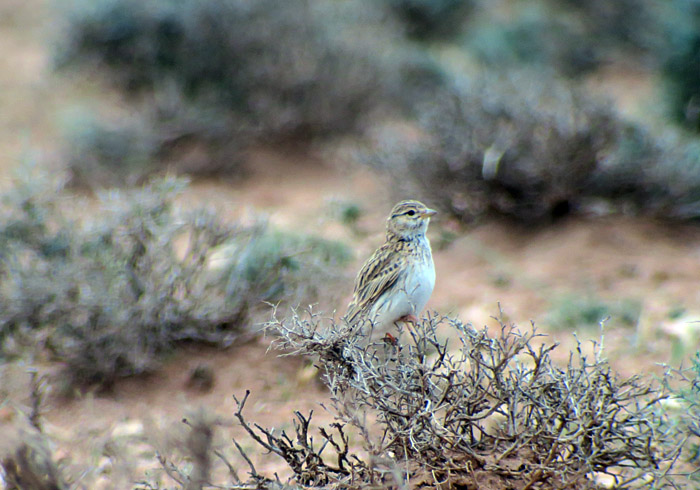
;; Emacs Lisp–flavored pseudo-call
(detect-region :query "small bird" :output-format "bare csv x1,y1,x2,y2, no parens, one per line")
345,200,437,335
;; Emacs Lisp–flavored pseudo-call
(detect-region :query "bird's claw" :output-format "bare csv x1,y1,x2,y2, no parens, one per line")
398,314,419,327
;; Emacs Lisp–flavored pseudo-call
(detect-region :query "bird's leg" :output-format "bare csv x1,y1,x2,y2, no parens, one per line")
383,332,399,346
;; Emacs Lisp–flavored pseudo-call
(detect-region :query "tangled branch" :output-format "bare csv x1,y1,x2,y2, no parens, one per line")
264,309,686,489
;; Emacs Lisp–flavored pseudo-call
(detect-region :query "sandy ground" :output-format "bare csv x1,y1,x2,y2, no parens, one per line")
1,1,699,487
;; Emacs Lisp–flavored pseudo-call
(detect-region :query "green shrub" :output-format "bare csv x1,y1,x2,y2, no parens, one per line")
503,0,700,131
62,110,161,187
0,167,350,387
547,0,700,131
218,229,352,316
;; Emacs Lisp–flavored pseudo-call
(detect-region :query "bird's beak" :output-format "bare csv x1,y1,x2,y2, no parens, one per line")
422,208,438,218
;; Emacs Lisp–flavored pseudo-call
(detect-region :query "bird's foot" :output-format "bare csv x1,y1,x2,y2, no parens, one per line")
383,332,399,346
398,314,419,327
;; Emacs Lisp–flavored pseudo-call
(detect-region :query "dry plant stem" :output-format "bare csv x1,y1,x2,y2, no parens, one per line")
214,449,241,484
1,370,69,490
231,437,264,483
156,452,184,486
233,391,283,459
28,370,45,433
151,414,217,490
233,390,359,486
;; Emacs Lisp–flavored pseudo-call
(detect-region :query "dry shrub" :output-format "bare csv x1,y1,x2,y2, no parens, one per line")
63,94,247,187
365,71,700,223
139,409,218,490
54,0,409,184
55,0,387,136
364,71,616,222
590,126,700,220
1,369,146,489
0,166,350,387
0,372,70,490
1,428,69,490
177,310,687,489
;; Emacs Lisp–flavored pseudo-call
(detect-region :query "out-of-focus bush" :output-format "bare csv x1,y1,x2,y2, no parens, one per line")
364,70,700,222
63,111,161,187
546,294,642,331
465,0,681,77
62,94,246,186
555,0,671,56
382,0,474,40
56,0,392,139
589,126,700,220
461,0,700,133
465,5,599,77
0,167,350,387
54,0,443,185
663,0,700,131
363,71,616,222
666,35,700,130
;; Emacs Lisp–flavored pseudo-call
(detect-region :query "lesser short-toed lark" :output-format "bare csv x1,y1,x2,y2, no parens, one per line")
345,200,437,335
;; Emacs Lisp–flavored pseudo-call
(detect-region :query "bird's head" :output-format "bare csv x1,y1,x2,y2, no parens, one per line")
386,200,437,240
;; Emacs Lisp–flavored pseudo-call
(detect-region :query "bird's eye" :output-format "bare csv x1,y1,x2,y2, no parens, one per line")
406,210,416,216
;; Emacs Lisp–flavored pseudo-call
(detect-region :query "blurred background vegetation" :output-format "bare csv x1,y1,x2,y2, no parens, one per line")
50,0,700,222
